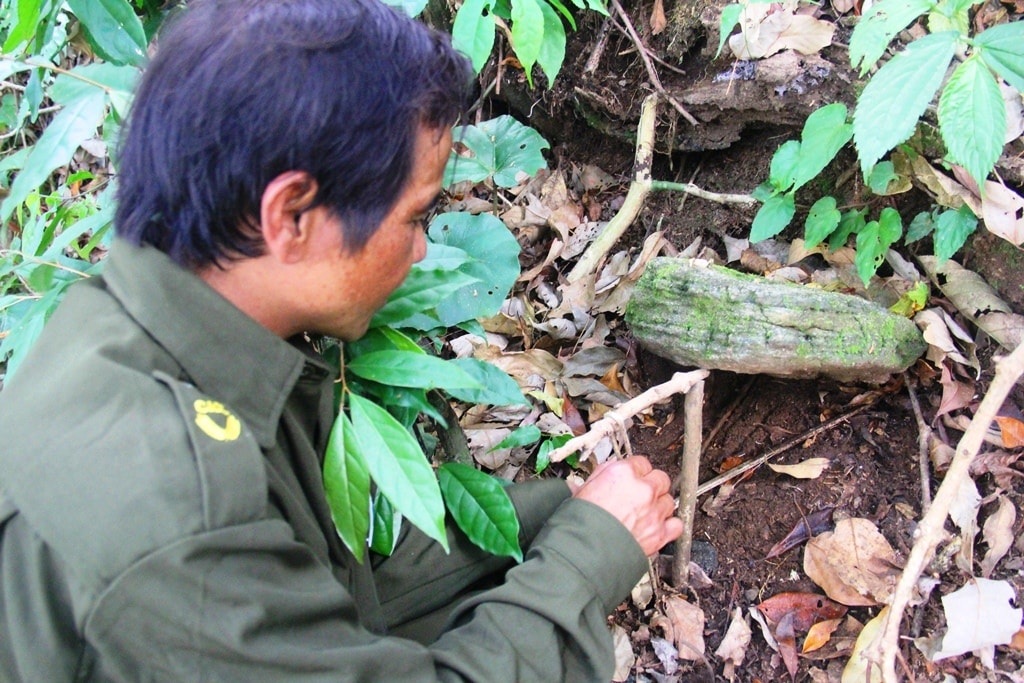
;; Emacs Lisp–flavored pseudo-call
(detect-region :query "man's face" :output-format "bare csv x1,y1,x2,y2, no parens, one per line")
305,126,451,340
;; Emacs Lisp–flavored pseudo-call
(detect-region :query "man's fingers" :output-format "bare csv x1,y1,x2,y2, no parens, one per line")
626,455,653,476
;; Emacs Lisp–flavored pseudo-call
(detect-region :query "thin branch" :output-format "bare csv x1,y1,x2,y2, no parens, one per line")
607,0,698,127
862,341,1024,682
650,180,757,206
0,250,92,278
547,369,709,463
904,373,933,512
672,378,705,587
584,17,612,74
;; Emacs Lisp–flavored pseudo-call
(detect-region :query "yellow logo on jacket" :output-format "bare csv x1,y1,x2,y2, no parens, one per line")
193,399,241,442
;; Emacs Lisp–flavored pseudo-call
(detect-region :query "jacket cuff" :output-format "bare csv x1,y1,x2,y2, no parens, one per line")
531,498,648,615
505,479,572,549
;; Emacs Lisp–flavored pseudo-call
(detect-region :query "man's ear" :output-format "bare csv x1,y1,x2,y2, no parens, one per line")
260,171,321,263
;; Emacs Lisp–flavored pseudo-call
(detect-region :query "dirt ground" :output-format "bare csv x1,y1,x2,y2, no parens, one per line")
473,6,1024,678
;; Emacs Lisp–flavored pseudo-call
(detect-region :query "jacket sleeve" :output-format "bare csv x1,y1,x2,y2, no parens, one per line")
84,497,648,682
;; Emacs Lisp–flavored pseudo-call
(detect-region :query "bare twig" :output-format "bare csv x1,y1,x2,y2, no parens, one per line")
547,369,709,463
861,341,1024,682
904,373,933,512
584,17,612,74
428,391,473,466
672,378,705,587
607,0,698,127
694,403,872,497
702,375,756,453
650,180,757,206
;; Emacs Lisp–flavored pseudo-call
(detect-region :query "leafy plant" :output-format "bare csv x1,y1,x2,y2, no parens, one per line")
450,0,607,86
740,0,1023,284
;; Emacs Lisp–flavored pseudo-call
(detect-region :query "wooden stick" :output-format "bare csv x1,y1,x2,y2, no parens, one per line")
904,373,933,512
673,378,705,587
861,341,1024,682
547,369,709,463
649,180,757,206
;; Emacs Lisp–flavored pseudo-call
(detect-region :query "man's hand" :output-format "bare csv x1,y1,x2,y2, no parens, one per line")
572,456,683,556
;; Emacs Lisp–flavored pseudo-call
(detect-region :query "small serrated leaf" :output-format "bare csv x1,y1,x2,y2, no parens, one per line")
750,193,796,242
848,0,935,75
938,57,1005,190
805,196,842,249
853,31,958,177
439,462,522,561
976,21,1024,93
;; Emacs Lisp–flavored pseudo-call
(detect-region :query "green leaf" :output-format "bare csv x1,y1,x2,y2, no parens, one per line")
439,462,522,561
3,0,44,53
535,434,571,474
717,4,743,58
933,204,977,263
769,140,802,192
536,0,566,86
889,280,930,316
65,0,148,66
445,115,550,188
451,0,496,73
938,56,1005,189
369,491,401,556
511,0,546,85
494,424,542,449
848,0,935,75
906,210,935,242
853,31,958,178
804,196,842,249
0,91,107,223
380,0,429,16
830,209,867,250
323,413,371,563
51,62,140,118
867,161,899,194
347,393,448,551
854,207,902,285
750,193,796,242
976,21,1024,92
370,264,478,329
792,103,853,191
445,357,529,406
346,351,485,391
428,212,521,326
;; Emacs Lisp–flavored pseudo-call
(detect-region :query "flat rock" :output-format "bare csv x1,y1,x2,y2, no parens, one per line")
625,258,927,383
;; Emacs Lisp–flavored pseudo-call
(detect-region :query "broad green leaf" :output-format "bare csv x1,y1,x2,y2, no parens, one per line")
867,161,899,194
0,282,67,378
347,393,448,551
511,0,546,85
804,196,842,249
445,357,530,406
535,434,571,474
346,351,485,391
428,212,521,326
976,21,1024,92
66,0,148,66
830,209,867,250
445,115,550,188
494,424,542,449
536,0,566,86
3,0,44,53
906,210,935,242
451,0,496,73
939,56,1004,189
544,0,577,30
717,4,743,58
792,103,852,191
323,413,371,563
0,91,106,223
848,0,935,75
769,140,802,192
853,31,958,177
933,204,977,263
854,207,902,285
370,267,477,328
369,491,401,556
51,62,140,118
439,463,522,561
380,0,429,16
750,193,796,242
346,326,426,358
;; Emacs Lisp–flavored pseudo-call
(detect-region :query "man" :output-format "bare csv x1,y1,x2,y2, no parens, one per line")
0,0,683,680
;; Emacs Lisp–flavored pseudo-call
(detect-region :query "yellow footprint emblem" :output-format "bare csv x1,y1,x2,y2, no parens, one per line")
193,399,241,442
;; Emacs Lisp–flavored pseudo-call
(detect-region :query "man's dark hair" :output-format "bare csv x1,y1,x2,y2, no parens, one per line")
115,0,472,268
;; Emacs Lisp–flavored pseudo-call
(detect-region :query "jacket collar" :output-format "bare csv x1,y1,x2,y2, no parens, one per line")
103,239,333,449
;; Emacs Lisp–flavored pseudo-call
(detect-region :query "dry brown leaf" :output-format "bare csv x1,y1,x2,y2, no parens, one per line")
714,607,752,680
769,457,830,479
914,306,979,372
662,594,706,661
1010,627,1024,651
776,611,800,681
474,346,564,385
802,617,843,654
910,156,980,213
650,0,667,34
980,494,1017,578
728,8,834,59
996,415,1024,448
981,180,1024,246
841,606,888,683
611,624,635,682
950,476,981,574
936,363,975,420
1003,82,1024,143
756,592,848,632
803,518,900,606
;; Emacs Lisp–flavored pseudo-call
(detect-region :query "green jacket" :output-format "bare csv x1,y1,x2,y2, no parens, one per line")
0,240,648,682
